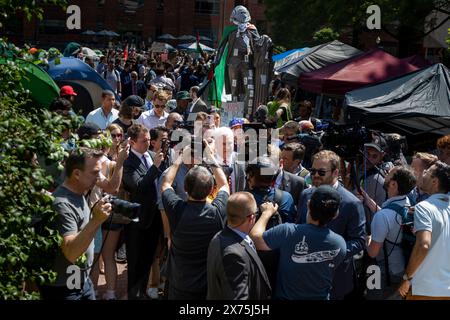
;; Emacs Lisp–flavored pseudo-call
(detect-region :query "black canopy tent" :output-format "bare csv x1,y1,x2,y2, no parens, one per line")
345,63,450,136
276,40,361,87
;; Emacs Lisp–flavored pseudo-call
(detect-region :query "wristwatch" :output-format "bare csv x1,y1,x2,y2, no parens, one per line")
402,273,413,281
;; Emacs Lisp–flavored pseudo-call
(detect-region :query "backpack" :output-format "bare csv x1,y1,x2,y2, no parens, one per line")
382,203,415,285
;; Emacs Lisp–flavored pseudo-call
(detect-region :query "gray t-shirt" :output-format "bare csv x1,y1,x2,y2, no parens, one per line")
51,185,94,287
362,171,387,207
371,195,410,275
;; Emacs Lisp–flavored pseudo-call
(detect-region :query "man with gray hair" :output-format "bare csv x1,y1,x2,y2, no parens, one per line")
161,141,230,299
207,192,271,300
213,127,246,194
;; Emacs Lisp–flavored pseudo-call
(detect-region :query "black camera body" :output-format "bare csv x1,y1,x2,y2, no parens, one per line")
320,121,372,160
108,196,141,220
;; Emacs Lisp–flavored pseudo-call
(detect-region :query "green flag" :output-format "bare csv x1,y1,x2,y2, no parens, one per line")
208,25,237,106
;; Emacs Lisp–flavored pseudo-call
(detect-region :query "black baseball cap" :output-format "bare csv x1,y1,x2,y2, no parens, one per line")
364,135,387,153
123,95,145,108
310,185,341,211
77,122,102,140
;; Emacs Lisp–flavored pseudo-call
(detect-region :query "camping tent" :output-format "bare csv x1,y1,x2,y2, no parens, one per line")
345,63,450,135
63,42,82,57
0,58,60,108
299,49,419,96
47,57,119,117
276,40,361,87
178,42,215,52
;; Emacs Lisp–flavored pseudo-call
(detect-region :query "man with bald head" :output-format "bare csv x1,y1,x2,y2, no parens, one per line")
207,192,271,300
165,112,184,131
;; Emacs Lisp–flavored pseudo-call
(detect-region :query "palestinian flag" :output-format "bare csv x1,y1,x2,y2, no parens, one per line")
206,25,237,107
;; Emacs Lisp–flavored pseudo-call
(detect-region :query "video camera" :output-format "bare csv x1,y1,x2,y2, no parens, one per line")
319,121,372,160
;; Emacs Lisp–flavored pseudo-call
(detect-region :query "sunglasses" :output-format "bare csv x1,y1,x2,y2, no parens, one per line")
154,104,165,109
310,168,331,176
111,133,123,139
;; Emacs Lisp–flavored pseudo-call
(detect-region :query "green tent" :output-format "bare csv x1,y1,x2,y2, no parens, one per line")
0,58,60,108
63,42,82,57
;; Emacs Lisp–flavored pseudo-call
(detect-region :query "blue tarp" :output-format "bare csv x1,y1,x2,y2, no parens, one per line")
272,48,308,62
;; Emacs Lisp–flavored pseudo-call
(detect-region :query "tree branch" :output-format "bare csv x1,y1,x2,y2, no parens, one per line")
415,15,450,40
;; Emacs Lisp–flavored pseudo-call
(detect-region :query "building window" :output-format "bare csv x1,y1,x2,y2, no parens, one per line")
195,0,219,15
38,19,66,35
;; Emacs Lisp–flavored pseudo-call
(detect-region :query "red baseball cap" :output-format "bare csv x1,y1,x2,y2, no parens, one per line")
60,85,77,97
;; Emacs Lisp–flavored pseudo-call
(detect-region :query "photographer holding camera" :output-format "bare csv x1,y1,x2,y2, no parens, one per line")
161,140,230,299
39,148,112,300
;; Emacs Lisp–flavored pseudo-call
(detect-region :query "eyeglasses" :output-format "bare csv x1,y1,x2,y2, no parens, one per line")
154,104,165,109
111,133,123,139
310,168,331,176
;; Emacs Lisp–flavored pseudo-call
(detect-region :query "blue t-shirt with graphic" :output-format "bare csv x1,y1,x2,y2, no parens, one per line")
263,223,346,300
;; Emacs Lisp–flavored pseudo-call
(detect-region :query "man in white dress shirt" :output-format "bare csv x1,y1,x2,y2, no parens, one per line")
136,90,169,130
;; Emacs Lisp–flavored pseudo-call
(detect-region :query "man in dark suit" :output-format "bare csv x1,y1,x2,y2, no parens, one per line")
207,192,271,300
296,150,366,300
122,124,165,299
276,168,305,206
186,86,210,122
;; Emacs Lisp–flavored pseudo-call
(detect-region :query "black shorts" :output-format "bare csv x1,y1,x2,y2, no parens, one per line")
101,217,124,231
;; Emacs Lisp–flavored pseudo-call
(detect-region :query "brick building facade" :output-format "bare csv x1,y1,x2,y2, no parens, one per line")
5,0,268,49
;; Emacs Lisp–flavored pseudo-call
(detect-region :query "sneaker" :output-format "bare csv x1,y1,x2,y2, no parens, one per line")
146,287,159,300
115,244,126,263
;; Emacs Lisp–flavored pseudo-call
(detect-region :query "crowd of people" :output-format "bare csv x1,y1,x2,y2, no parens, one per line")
38,47,450,301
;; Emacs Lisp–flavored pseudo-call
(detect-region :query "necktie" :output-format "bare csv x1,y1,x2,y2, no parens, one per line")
142,155,149,169
132,81,137,95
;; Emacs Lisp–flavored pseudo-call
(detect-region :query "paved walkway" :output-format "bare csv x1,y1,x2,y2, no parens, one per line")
96,262,128,300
